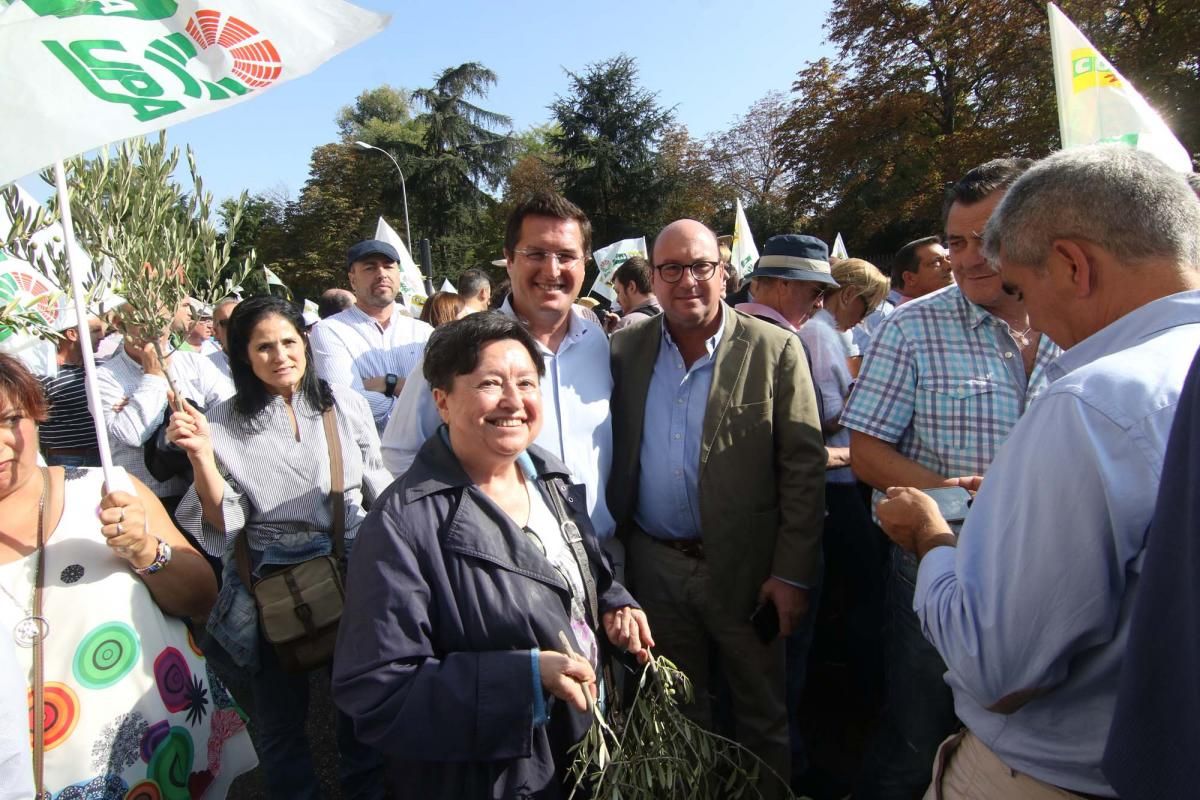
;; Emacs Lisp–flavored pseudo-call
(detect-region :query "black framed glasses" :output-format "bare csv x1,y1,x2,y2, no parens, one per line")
655,260,720,283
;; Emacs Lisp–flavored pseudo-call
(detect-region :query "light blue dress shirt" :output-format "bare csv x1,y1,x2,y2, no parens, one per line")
914,289,1200,797
379,299,616,539
634,314,725,540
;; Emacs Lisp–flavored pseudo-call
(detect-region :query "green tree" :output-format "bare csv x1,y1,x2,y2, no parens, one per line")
774,0,1197,258
550,54,675,246
503,123,562,204
336,84,423,147
655,124,730,230
408,62,513,272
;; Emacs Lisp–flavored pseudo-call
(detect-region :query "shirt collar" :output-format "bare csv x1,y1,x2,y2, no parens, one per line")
1047,289,1200,382
499,295,586,353
949,284,996,331
403,426,573,502
345,302,399,330
661,307,726,359
734,302,795,332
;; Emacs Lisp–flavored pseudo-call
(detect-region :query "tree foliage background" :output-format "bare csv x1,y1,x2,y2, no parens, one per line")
235,1,1196,299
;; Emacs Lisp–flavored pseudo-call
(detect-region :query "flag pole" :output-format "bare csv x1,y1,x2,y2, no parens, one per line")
53,159,114,487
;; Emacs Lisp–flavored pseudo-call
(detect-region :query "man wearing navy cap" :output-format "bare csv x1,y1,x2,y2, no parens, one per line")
310,239,433,431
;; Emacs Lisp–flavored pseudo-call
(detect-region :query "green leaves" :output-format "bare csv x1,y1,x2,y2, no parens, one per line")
566,654,796,800
2,133,257,343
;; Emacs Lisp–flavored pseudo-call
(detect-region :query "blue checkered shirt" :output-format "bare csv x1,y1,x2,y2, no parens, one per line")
840,284,1061,482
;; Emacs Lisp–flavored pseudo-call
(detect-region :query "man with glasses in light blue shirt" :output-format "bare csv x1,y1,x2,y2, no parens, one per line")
876,146,1200,800
380,193,618,565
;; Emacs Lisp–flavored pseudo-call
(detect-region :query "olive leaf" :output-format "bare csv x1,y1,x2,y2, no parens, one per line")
1,133,258,357
566,649,801,800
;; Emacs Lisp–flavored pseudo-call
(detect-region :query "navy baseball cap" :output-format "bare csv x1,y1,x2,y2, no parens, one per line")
346,239,400,269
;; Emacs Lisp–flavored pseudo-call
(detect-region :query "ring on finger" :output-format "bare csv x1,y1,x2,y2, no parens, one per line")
116,522,124,535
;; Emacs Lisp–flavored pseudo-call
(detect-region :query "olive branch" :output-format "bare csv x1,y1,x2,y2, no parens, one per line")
561,633,798,800
2,133,257,394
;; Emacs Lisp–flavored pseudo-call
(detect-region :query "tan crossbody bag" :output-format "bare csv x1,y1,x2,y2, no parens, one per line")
236,406,346,672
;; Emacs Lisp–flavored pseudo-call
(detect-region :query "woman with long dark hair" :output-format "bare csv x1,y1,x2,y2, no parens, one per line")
168,295,391,799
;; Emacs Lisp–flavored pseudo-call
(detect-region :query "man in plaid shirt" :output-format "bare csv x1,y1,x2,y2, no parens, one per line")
842,158,1063,800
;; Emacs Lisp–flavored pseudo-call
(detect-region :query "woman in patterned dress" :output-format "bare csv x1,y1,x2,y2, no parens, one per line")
0,352,256,797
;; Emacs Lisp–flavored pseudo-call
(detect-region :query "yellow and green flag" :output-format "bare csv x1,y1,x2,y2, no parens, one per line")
1048,3,1191,172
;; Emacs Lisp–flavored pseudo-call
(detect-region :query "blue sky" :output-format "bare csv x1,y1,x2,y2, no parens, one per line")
24,0,836,204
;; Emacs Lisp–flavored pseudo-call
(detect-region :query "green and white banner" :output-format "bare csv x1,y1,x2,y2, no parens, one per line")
374,216,428,302
589,237,647,302
0,0,389,185
1048,3,1191,172
731,199,758,279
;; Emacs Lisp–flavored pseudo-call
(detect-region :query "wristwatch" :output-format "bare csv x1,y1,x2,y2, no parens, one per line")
133,537,172,576
384,373,399,397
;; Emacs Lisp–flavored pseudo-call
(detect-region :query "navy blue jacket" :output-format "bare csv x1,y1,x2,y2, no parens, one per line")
332,433,636,799
1102,346,1200,798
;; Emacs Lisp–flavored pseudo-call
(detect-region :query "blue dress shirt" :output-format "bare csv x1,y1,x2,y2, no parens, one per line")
634,315,725,540
914,290,1200,797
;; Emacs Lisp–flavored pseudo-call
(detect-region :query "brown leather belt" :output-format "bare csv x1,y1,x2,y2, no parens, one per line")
647,535,705,560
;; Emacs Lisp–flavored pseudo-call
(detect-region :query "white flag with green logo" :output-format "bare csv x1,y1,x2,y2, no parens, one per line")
1048,3,1191,172
589,237,647,302
0,257,59,374
262,265,285,287
0,0,389,186
731,199,758,279
831,232,849,260
374,217,428,301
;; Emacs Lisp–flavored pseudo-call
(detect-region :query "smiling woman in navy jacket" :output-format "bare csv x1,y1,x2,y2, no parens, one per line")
332,312,653,799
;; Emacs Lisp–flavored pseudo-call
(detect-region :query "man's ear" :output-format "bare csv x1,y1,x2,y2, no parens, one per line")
1048,239,1095,298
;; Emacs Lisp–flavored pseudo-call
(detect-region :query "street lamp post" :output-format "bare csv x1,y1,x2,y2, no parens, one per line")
354,140,412,250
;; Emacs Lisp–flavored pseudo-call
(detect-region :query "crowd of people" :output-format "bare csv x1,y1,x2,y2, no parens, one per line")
0,143,1198,800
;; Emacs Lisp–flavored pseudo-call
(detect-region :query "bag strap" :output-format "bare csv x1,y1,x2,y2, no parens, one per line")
542,477,599,629
32,467,50,797
235,403,346,587
322,405,346,561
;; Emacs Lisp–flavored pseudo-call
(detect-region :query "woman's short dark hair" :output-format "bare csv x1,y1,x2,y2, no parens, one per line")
226,295,332,427
0,353,49,422
422,312,545,393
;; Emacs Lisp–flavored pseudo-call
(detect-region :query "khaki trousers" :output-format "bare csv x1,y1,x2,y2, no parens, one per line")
628,531,789,797
924,731,1108,800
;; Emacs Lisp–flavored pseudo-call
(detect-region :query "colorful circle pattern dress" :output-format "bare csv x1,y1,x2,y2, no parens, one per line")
0,468,256,798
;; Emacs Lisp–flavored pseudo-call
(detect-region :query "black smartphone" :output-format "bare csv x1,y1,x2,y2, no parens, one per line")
921,486,972,523
749,600,780,644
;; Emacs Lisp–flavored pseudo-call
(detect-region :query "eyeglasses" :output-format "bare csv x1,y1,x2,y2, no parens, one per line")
655,260,720,283
514,249,582,267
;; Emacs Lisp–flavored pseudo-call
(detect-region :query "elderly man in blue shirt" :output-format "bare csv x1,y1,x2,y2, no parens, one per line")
876,146,1200,799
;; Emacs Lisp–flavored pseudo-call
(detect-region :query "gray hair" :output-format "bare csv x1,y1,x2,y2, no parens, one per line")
983,146,1200,272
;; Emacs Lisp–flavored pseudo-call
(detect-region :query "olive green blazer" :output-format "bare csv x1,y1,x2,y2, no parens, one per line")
608,306,827,616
